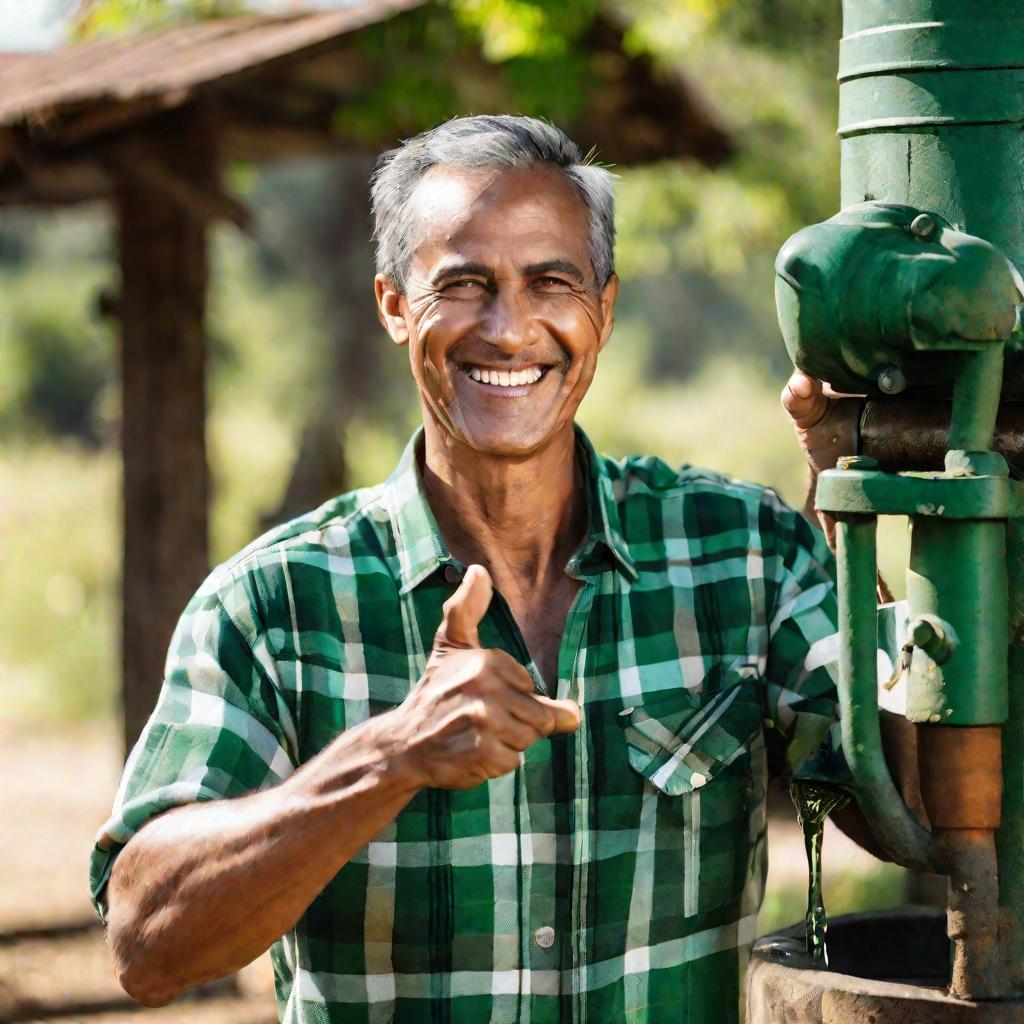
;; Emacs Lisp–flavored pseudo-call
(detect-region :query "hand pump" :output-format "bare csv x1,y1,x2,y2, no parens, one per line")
775,0,1024,1001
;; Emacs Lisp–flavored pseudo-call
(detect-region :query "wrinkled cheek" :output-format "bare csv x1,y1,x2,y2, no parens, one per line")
539,292,603,333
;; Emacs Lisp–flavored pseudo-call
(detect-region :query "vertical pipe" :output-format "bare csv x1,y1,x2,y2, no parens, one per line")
949,347,1005,455
835,515,932,871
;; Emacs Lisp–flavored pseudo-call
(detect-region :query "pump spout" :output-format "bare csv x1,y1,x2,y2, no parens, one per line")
833,511,934,872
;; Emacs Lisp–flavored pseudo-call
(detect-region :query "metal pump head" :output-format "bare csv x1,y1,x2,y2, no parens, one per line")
775,202,1020,397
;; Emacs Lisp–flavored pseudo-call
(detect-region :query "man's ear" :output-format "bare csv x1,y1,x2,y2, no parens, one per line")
597,273,619,352
375,274,410,346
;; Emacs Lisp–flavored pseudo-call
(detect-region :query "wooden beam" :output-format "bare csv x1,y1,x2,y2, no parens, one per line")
221,115,341,161
27,94,179,150
105,140,253,229
0,131,112,205
117,108,212,755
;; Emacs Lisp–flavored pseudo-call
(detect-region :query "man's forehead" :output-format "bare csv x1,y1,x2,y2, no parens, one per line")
407,164,592,274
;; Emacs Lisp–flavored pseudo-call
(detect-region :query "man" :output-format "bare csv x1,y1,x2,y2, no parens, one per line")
90,115,850,1024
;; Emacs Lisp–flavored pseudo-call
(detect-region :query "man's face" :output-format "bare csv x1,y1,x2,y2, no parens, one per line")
376,164,618,457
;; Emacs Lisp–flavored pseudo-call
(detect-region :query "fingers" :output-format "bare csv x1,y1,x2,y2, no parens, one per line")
818,509,838,553
477,648,536,693
504,688,558,735
781,371,831,430
534,696,582,735
438,564,493,649
488,705,541,752
484,661,580,736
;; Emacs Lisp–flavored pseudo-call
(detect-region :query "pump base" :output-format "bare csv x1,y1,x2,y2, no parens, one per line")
746,908,1024,1023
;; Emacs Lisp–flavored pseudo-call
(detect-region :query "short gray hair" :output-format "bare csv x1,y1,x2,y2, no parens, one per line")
371,115,616,290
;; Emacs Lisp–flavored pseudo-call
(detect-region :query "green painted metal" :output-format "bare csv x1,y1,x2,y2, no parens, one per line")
775,0,1024,998
815,467,1024,520
906,517,1009,725
834,515,935,871
839,1,1024,275
839,70,1024,136
775,203,1018,398
835,1,1024,992
839,20,1024,80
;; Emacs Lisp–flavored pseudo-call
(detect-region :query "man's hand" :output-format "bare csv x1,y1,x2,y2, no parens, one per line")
393,564,581,790
781,371,860,478
781,371,860,548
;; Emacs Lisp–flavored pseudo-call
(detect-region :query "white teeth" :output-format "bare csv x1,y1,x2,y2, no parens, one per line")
466,365,545,387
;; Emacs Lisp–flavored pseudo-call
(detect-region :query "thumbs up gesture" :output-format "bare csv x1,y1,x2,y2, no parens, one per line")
393,564,581,790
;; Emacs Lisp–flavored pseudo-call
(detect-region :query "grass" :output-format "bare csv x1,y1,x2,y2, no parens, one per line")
0,442,118,723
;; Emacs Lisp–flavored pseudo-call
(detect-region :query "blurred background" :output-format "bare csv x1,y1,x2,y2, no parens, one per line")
0,1,909,1020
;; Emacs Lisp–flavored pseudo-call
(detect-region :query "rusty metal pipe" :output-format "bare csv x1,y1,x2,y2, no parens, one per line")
842,398,1024,472
934,827,1003,1000
918,726,1004,999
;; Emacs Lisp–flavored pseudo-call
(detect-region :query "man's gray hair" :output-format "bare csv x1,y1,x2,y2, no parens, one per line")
371,115,616,290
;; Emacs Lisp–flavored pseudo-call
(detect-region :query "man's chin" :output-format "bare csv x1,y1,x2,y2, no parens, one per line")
451,420,562,459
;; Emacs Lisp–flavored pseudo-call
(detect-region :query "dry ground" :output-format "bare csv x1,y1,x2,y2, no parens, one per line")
0,719,881,1023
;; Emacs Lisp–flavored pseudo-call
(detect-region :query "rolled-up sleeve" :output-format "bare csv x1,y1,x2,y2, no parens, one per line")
88,568,297,923
759,493,842,780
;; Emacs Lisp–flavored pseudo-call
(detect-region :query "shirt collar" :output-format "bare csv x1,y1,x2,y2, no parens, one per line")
382,424,638,595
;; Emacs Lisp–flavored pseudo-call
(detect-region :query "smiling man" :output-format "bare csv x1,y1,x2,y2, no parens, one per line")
90,116,844,1024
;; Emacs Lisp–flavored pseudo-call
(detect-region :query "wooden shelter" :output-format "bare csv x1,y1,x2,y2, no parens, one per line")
0,3,733,753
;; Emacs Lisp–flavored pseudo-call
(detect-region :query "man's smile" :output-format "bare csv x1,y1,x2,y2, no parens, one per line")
456,362,555,395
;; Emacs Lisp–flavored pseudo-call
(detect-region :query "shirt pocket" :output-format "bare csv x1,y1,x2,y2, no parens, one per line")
618,682,764,918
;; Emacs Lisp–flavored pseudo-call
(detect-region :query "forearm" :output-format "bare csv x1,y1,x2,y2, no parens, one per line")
107,709,422,1006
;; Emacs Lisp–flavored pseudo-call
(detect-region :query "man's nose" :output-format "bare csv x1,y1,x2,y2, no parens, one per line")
478,286,538,353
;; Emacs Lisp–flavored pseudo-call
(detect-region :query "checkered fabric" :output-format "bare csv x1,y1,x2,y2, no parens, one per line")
89,424,841,1024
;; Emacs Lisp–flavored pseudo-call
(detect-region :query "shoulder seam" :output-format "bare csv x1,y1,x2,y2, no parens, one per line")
211,483,387,585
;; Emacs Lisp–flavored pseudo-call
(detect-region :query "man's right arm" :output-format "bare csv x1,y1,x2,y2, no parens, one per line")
106,708,422,1007
106,564,579,1007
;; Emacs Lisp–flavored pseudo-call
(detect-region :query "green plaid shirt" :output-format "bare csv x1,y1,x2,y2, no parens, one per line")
90,424,840,1024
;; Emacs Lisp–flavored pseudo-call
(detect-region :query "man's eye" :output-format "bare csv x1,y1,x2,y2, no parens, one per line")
534,276,572,290
445,279,483,292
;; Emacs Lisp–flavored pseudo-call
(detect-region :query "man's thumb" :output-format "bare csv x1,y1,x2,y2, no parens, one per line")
438,564,493,648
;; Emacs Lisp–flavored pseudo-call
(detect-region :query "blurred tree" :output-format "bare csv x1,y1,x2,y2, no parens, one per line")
1,299,112,444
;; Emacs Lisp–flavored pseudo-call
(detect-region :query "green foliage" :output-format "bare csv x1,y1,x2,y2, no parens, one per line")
453,0,597,61
0,258,115,445
73,0,244,37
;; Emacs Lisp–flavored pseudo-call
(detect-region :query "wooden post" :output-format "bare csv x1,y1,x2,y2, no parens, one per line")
116,110,213,755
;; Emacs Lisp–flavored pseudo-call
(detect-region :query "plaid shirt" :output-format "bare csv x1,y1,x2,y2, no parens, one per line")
90,424,840,1024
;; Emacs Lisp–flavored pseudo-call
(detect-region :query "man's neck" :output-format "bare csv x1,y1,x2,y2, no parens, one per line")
419,418,588,593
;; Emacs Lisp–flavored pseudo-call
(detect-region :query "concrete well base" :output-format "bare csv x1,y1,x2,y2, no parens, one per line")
746,907,1024,1023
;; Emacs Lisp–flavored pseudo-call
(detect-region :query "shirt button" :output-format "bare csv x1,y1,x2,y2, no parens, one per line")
444,564,462,583
534,926,555,949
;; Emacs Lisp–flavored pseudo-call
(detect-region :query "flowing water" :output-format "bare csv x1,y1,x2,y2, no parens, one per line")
789,780,851,965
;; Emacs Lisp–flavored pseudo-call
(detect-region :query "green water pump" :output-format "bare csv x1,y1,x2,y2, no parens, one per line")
775,0,1024,1002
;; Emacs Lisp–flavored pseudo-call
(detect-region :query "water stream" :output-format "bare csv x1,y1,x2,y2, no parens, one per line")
789,780,851,965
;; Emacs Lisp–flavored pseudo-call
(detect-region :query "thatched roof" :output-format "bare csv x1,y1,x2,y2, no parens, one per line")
0,2,732,207
0,5,421,123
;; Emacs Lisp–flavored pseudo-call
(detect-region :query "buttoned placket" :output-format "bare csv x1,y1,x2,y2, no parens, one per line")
468,547,602,1024
561,555,600,1024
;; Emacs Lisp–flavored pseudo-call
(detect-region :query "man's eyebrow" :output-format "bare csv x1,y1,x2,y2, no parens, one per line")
430,262,494,287
521,259,586,283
